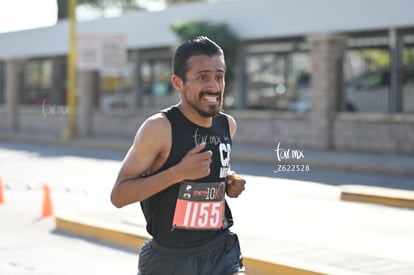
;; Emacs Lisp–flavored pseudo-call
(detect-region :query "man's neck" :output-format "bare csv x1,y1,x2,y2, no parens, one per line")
177,103,213,128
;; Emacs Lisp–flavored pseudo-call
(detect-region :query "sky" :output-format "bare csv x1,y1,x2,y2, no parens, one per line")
0,0,58,34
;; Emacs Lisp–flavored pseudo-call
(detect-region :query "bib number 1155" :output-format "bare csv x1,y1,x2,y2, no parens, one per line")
173,200,223,229
172,181,226,230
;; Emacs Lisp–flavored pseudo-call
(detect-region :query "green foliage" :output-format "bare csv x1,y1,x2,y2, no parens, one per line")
404,46,414,65
355,49,390,70
171,20,240,82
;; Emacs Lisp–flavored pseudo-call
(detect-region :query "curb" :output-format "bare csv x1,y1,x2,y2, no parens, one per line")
340,185,414,209
55,215,149,250
55,215,328,275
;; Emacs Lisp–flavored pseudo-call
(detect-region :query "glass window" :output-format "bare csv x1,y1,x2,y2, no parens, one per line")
246,53,286,109
22,59,54,105
138,59,175,108
99,62,136,109
245,49,310,111
21,58,66,106
0,62,4,104
344,47,391,113
287,52,311,113
403,43,414,113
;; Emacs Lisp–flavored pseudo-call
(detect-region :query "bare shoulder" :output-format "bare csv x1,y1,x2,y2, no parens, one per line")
221,112,237,138
121,112,171,176
114,112,171,189
135,112,170,140
131,112,171,156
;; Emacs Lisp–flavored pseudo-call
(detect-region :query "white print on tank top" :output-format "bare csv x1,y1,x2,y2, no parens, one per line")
193,128,231,178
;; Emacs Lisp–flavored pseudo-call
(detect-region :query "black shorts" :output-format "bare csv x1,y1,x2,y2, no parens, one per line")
138,231,244,275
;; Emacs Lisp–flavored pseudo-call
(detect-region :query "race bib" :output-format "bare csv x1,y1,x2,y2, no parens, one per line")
172,181,226,230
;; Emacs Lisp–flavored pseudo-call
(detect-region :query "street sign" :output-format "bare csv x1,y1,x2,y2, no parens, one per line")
77,34,126,73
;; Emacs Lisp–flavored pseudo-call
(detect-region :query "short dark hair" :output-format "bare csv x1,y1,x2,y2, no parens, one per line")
173,36,224,82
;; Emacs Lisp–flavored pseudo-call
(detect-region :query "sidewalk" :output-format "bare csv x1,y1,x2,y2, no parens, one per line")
1,131,414,177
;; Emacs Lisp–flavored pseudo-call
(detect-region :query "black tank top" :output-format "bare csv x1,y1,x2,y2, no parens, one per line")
140,106,234,249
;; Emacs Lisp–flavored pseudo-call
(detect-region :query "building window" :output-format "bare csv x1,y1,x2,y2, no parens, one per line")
287,52,311,113
403,42,414,113
246,53,286,109
344,33,414,113
99,62,135,109
21,58,66,106
138,59,176,108
22,59,53,105
245,43,310,111
0,62,4,104
344,47,390,113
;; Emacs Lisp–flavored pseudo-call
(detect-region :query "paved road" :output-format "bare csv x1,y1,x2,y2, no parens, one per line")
1,141,414,275
1,193,138,275
0,142,139,275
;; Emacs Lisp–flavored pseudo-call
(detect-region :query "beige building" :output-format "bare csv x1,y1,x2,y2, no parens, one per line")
0,0,413,154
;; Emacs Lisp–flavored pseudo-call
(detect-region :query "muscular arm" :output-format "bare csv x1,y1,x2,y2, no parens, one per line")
110,113,212,208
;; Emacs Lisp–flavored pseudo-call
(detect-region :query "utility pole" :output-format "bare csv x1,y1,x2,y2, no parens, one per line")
65,0,77,138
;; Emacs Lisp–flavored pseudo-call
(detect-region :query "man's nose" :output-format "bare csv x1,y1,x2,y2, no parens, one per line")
206,79,220,92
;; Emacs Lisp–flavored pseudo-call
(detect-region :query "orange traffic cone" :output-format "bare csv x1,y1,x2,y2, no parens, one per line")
0,177,4,204
41,184,54,218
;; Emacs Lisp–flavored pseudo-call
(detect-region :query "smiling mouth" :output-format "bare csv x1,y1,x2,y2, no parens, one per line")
204,95,219,102
201,92,220,102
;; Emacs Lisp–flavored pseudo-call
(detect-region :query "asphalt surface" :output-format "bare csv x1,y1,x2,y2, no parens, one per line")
0,142,139,275
1,141,414,275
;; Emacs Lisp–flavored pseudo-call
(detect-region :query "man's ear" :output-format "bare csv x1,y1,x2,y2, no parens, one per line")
171,74,184,92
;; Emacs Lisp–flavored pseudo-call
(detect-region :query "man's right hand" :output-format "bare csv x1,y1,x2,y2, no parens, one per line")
176,143,212,181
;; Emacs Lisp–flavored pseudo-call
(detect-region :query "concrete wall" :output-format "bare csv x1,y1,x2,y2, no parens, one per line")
88,109,414,155
3,104,414,155
91,109,152,138
17,107,68,135
228,110,314,148
334,113,414,154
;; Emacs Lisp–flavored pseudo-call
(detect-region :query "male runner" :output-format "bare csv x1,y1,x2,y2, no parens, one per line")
111,36,246,275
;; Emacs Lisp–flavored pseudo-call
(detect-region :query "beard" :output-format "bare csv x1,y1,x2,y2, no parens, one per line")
184,90,223,117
